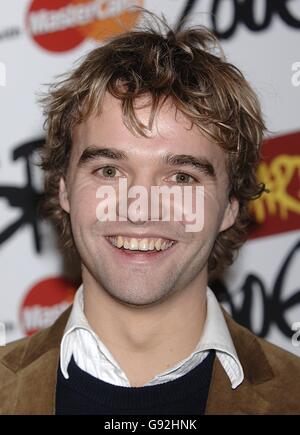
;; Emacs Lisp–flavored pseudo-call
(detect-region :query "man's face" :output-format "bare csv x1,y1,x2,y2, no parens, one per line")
59,93,238,306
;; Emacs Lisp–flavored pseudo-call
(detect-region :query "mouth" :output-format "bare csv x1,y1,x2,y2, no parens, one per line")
104,235,178,263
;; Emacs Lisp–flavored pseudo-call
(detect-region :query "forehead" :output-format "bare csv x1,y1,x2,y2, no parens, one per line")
72,92,226,165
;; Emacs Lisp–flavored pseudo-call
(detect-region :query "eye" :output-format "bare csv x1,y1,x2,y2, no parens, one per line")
95,166,121,178
170,173,198,184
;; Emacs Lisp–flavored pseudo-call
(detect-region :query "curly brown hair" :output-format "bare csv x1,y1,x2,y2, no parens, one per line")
39,12,266,275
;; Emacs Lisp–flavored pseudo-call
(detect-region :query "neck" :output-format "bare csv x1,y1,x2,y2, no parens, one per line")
82,271,208,387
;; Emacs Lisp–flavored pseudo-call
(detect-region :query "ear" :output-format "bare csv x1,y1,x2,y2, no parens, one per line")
219,196,239,233
59,177,70,213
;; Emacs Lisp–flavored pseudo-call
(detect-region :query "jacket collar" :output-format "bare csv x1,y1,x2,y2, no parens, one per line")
1,306,274,415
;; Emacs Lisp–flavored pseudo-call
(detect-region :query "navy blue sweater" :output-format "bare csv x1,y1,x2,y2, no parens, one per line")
55,351,215,415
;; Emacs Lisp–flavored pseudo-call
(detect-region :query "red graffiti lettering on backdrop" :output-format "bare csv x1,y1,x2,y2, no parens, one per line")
250,131,300,239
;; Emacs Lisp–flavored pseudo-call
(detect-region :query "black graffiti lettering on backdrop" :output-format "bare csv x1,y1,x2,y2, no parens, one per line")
211,240,300,339
175,0,197,31
0,138,44,253
176,0,300,39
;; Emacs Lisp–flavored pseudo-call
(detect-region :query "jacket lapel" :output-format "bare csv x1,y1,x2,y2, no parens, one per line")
205,311,274,415
205,358,271,415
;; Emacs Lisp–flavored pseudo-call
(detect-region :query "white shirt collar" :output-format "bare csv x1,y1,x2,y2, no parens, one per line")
60,285,244,389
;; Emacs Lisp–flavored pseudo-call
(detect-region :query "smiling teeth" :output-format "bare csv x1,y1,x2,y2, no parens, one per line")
108,236,175,251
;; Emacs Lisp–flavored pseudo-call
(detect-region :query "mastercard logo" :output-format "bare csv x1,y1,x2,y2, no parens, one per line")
20,277,76,336
26,0,143,52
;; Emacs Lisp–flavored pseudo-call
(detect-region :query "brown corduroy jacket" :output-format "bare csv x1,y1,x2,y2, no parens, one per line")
0,306,300,415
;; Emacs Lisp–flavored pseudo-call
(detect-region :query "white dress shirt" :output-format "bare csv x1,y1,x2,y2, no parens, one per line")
60,285,244,389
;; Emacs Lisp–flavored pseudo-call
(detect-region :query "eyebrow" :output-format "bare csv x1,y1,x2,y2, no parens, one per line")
162,153,216,178
78,146,216,178
78,146,128,165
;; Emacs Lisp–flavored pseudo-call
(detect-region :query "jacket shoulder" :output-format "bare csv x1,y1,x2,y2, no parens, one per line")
0,335,32,354
0,336,31,372
0,335,32,415
232,318,300,413
224,310,300,376
0,308,71,415
256,334,300,376
0,305,71,375
255,335,300,413
224,312,300,413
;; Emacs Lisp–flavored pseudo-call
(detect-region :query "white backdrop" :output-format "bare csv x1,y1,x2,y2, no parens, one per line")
0,0,299,355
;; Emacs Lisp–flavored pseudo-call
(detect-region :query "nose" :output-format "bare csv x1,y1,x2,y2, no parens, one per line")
117,173,160,224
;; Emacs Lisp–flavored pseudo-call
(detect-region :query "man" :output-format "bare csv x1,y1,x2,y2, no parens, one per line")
1,13,300,415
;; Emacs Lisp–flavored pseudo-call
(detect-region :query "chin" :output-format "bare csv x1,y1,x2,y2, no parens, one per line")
107,287,170,307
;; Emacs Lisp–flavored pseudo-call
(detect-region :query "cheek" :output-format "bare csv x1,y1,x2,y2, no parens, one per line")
190,192,224,255
180,186,224,235
68,178,100,228
204,182,227,216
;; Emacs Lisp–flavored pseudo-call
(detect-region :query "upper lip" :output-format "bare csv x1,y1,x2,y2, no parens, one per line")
105,233,176,242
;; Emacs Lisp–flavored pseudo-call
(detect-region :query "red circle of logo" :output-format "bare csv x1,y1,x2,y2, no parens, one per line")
26,0,86,52
20,277,76,336
26,0,143,53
